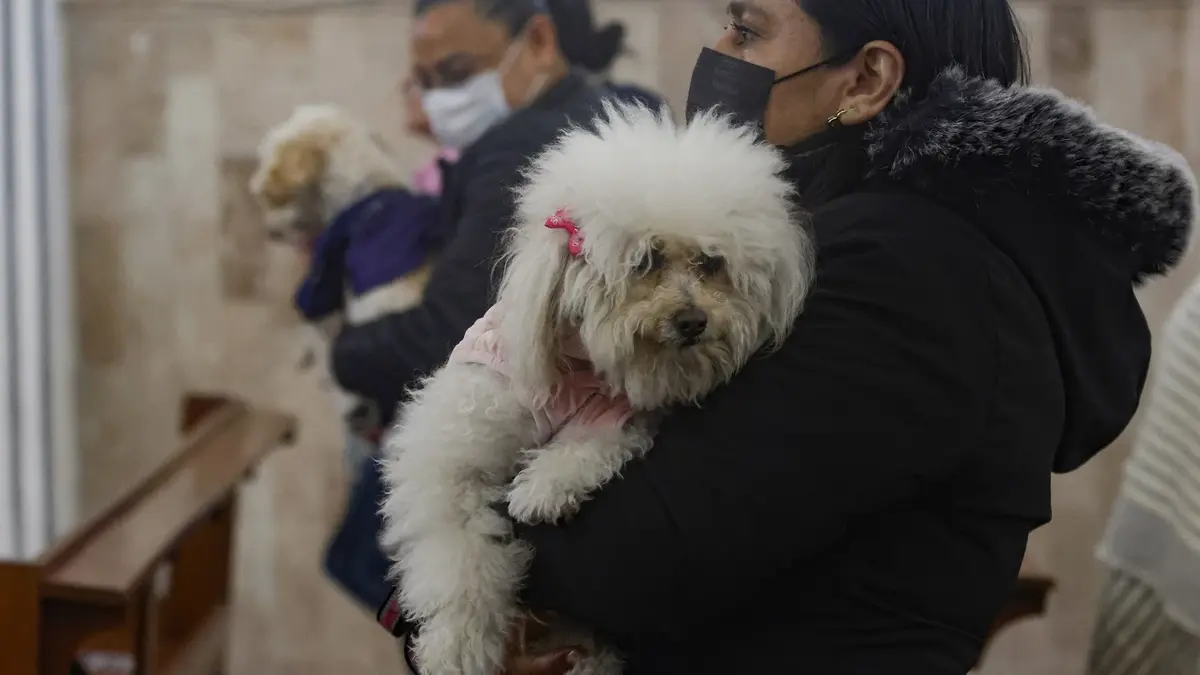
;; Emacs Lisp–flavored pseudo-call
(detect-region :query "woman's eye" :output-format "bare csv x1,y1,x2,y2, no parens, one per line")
725,22,755,46
698,254,725,276
637,248,666,275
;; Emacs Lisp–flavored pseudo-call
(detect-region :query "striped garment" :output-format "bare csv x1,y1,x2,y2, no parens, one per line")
1089,569,1200,675
1091,275,1200,675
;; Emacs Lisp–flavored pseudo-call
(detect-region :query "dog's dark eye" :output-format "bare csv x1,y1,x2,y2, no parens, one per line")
637,248,667,275
697,253,725,276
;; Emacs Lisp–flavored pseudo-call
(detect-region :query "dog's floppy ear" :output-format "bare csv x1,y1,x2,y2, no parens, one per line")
764,214,817,349
496,221,569,405
253,135,328,209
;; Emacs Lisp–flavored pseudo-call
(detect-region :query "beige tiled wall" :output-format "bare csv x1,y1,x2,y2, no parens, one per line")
61,0,1200,672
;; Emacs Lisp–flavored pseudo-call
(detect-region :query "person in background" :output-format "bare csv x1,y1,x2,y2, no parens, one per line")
1089,273,1200,675
323,0,606,630
398,0,664,204
492,0,1195,673
545,0,664,108
330,0,605,421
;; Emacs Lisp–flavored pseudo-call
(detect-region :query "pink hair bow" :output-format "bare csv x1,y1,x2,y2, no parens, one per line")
544,208,583,257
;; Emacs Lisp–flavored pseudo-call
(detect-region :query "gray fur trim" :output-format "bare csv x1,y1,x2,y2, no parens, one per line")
864,66,1197,283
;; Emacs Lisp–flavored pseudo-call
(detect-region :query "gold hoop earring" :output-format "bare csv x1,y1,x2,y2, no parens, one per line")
826,107,857,129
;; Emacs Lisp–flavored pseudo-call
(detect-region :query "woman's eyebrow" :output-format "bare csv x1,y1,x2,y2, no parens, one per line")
727,0,768,22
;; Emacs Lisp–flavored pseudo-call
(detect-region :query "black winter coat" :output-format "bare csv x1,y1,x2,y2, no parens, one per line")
330,71,607,415
513,69,1195,673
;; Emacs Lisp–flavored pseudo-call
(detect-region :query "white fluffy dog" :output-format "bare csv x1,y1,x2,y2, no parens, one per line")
381,104,815,675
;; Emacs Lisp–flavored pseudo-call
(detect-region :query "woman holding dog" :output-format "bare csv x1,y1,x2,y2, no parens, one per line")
501,0,1196,674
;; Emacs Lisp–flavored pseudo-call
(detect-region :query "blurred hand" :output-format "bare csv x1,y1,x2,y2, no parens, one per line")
502,649,580,675
501,613,584,675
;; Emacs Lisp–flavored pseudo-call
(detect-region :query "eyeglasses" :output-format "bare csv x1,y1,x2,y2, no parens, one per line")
412,53,493,91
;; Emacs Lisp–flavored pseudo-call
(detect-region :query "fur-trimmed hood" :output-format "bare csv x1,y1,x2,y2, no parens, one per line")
865,66,1196,284
860,67,1197,472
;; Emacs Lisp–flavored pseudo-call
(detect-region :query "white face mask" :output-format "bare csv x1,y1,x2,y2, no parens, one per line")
422,70,512,151
420,39,548,151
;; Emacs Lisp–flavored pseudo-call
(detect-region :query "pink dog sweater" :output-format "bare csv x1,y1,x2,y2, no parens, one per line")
449,305,634,443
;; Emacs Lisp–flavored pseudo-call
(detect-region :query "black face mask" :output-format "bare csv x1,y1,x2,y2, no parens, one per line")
685,47,842,132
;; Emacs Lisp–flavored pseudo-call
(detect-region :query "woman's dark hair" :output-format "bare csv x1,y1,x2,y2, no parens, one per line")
799,0,1030,94
415,0,549,37
546,0,626,73
414,0,625,72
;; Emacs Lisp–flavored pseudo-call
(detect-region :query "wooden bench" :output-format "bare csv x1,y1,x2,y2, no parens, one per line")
0,394,295,675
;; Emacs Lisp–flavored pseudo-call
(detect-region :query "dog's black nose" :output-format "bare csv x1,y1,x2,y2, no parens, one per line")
673,308,708,340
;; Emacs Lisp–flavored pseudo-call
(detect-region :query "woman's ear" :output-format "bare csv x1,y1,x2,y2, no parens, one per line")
837,41,906,125
525,14,561,69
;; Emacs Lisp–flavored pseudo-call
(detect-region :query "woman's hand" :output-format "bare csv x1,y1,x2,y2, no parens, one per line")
501,613,584,675
502,649,580,675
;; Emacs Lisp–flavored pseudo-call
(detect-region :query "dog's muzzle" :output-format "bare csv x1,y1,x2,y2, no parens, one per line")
671,308,708,347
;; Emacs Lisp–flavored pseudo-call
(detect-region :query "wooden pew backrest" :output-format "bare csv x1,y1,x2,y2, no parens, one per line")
0,393,294,675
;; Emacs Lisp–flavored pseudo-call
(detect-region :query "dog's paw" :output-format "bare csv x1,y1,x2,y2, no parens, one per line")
507,470,581,524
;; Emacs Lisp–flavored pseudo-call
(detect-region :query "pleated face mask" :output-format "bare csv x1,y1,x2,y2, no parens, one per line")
685,46,846,134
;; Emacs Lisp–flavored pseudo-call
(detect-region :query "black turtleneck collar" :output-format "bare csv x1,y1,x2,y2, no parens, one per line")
781,124,868,209
529,68,592,111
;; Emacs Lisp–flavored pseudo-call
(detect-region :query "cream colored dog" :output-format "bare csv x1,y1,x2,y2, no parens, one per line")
249,104,434,434
381,103,816,675
250,104,433,329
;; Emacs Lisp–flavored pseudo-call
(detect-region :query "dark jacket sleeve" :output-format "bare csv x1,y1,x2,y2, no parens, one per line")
514,197,999,638
330,150,528,405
